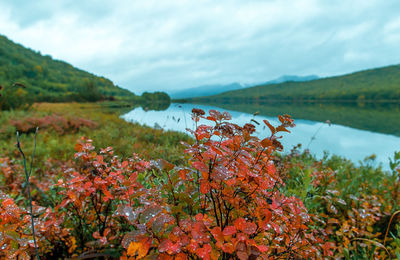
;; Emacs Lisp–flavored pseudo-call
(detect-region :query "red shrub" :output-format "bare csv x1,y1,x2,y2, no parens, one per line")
10,115,97,135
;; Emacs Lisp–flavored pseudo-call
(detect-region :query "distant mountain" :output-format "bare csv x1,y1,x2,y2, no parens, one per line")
189,65,400,102
0,34,136,102
263,75,319,85
170,75,319,99
170,82,245,99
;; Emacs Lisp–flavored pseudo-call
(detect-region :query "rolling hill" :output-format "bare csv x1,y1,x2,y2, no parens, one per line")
0,34,136,102
189,65,400,103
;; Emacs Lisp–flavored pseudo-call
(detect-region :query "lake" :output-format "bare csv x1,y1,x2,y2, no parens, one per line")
122,102,400,170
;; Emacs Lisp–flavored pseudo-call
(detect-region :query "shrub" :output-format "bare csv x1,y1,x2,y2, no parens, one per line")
116,110,330,258
10,115,97,135
8,108,400,258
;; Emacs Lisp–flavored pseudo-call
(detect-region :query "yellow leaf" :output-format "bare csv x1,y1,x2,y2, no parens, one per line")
127,242,140,256
127,239,151,258
367,226,373,232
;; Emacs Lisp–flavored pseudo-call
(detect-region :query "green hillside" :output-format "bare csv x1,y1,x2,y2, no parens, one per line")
191,64,400,102
0,34,135,103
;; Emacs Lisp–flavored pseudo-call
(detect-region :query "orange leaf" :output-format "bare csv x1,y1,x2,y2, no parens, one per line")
1,198,14,207
276,125,290,133
127,238,151,258
178,169,190,180
210,227,224,243
260,138,272,148
175,253,188,260
103,228,111,237
263,120,275,135
74,143,83,152
327,218,340,225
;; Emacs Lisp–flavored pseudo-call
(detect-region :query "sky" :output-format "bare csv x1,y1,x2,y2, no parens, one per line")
0,0,399,94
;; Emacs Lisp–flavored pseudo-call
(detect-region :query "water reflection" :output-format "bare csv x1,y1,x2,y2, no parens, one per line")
122,103,400,170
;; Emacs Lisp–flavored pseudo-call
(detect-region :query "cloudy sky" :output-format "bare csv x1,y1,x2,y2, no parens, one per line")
0,0,399,94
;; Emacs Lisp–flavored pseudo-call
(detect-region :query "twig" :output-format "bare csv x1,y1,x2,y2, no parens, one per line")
306,120,331,149
16,127,40,260
384,210,400,246
352,238,390,257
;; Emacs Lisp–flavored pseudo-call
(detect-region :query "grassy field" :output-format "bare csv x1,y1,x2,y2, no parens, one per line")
0,102,190,167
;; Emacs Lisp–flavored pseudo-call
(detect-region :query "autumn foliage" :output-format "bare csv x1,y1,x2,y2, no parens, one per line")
10,115,97,135
1,108,399,259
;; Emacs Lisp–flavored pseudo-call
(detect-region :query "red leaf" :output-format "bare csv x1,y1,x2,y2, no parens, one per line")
60,199,70,208
243,222,257,235
103,188,114,201
191,221,209,243
222,243,235,254
237,251,248,260
200,180,210,194
121,160,129,168
234,218,246,231
267,163,276,175
84,181,92,190
192,161,208,173
256,244,269,253
196,244,212,260
264,209,272,223
210,227,224,243
158,239,174,253
156,159,175,171
222,226,237,236
1,198,14,207
93,231,101,239
96,155,104,164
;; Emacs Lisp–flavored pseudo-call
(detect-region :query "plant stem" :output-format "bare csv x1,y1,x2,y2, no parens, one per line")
16,128,40,260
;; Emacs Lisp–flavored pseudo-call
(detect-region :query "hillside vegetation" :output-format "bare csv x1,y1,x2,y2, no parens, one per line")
190,64,400,102
0,35,172,110
0,35,135,102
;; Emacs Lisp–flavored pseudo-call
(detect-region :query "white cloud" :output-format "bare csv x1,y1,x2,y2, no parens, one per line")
0,0,399,93
383,17,400,45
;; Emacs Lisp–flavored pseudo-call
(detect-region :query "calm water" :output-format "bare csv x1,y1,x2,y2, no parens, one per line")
122,103,400,170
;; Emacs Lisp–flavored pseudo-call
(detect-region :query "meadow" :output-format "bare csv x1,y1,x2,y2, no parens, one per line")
0,101,400,259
